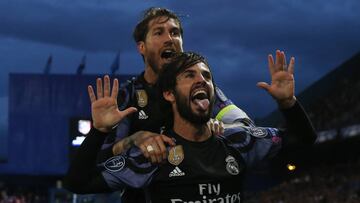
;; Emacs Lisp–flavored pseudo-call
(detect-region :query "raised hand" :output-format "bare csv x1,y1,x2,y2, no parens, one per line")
88,75,137,133
257,50,296,109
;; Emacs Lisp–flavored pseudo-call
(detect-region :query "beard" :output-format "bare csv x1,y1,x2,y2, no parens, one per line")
174,89,214,126
146,51,160,74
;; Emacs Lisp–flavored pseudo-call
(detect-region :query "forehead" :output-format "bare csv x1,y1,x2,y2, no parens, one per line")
147,16,180,30
178,62,210,76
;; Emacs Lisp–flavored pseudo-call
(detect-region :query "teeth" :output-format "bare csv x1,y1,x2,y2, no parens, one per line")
193,90,207,96
161,49,175,59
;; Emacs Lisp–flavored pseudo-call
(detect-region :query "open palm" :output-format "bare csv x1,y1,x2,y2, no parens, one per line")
257,50,296,108
88,75,137,133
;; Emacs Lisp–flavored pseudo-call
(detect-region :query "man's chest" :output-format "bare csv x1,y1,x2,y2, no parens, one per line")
148,140,244,202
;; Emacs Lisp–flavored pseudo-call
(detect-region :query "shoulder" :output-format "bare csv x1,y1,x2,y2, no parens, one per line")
118,76,146,110
212,85,252,124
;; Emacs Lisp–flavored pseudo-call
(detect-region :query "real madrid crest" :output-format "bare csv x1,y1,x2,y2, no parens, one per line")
168,145,184,166
225,155,239,175
136,90,148,108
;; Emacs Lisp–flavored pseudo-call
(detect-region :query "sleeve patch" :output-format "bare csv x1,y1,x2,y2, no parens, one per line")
248,127,268,138
215,86,228,102
104,156,126,172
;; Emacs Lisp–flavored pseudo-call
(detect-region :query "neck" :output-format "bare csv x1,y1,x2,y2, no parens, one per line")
172,112,211,142
143,65,158,85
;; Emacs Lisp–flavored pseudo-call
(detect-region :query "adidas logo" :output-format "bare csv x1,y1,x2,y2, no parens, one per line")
138,110,148,120
169,166,185,177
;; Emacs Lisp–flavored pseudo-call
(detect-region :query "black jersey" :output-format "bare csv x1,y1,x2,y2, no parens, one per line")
100,125,283,203
64,101,317,202
97,72,252,203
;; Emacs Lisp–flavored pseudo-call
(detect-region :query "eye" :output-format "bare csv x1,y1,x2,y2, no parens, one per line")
185,72,195,78
171,29,180,37
203,72,212,80
154,30,162,36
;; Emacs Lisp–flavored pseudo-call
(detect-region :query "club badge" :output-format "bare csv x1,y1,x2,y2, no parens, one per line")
225,155,239,175
249,127,268,138
168,145,184,166
136,90,148,108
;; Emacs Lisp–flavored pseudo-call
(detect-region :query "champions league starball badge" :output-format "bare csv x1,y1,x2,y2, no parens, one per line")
168,145,184,166
136,90,148,108
249,127,268,138
225,155,239,175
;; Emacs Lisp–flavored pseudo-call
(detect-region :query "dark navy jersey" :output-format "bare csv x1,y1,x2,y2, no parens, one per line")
100,125,282,203
104,72,251,145
97,72,252,203
64,101,316,201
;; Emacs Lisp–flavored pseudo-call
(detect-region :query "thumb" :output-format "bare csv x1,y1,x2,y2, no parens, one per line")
122,107,138,117
256,82,270,92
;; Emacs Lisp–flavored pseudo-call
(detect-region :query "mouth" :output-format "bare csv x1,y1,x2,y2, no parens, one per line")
161,49,176,60
191,89,210,111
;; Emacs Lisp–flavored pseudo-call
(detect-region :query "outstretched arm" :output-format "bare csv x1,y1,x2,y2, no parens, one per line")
257,50,316,145
64,75,137,193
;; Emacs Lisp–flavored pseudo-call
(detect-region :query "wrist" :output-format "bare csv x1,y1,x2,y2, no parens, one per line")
278,96,297,109
93,122,111,133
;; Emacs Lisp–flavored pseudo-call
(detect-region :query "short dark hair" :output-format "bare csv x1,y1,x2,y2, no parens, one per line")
158,52,211,94
133,7,184,43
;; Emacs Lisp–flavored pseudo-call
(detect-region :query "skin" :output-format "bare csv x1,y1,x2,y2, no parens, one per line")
92,16,219,164
163,62,214,142
137,17,183,85
164,50,297,141
88,50,296,163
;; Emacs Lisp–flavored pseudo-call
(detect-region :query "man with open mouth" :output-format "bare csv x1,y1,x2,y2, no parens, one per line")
65,51,317,202
90,7,252,203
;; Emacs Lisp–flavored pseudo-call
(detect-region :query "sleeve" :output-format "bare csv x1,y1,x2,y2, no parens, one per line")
212,86,254,126
222,100,317,168
96,83,132,163
64,128,157,194
280,101,317,146
223,125,283,168
100,148,158,190
64,128,114,194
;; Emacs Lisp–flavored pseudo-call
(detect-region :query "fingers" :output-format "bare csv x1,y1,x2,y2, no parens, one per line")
135,132,174,164
288,57,295,75
122,107,138,117
208,119,224,136
256,82,270,92
93,75,119,100
96,78,103,99
268,54,275,75
111,79,119,99
269,50,294,73
219,121,224,135
88,85,96,103
104,75,111,97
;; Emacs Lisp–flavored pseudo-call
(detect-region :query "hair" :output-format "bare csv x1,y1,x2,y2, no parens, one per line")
158,51,211,93
133,7,184,43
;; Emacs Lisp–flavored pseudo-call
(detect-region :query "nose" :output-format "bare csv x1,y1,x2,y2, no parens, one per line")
163,32,174,45
195,73,207,83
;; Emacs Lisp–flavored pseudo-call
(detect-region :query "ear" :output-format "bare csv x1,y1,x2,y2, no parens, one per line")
163,90,175,103
137,41,145,55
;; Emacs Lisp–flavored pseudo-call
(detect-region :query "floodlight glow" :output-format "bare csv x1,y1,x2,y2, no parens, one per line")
78,120,91,135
